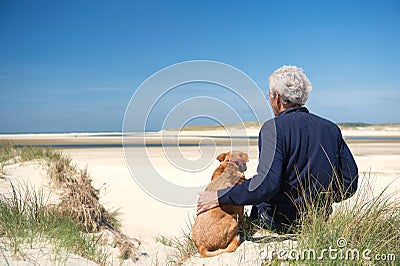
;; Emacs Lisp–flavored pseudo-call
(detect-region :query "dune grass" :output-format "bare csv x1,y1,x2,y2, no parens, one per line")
291,179,400,265
0,143,139,264
0,182,109,264
0,141,61,164
156,173,399,265
155,218,197,265
255,175,400,265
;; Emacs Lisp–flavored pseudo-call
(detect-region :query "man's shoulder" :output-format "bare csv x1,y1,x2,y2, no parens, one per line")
260,108,341,133
263,109,340,132
308,112,340,131
261,118,275,128
260,119,277,136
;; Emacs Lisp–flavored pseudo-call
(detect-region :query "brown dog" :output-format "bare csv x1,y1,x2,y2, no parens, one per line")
192,150,249,257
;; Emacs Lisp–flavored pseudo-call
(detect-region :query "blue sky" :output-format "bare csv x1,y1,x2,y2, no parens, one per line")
0,0,399,133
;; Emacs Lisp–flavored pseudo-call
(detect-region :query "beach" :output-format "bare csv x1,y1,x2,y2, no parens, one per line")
1,125,400,265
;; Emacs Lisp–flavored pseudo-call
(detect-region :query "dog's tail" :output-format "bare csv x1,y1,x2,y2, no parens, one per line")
198,235,240,258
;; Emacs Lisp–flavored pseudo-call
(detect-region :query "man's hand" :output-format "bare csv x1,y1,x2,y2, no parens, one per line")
196,191,219,215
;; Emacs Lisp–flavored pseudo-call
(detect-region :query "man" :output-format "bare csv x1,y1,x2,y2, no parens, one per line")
197,65,358,232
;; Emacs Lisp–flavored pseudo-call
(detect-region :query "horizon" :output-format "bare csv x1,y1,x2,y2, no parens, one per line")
1,121,399,135
1,1,399,133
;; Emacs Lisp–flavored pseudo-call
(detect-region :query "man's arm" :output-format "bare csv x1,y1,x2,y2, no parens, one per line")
196,120,283,215
336,139,358,201
217,120,283,206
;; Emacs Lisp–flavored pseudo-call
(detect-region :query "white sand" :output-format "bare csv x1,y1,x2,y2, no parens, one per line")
1,127,400,265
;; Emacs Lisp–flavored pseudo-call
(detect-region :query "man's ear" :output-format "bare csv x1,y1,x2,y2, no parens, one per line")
274,92,280,101
216,152,226,162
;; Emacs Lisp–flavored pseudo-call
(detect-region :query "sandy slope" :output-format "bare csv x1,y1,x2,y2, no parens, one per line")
0,161,98,265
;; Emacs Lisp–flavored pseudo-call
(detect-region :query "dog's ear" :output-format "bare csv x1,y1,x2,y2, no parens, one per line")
243,153,249,162
216,152,226,162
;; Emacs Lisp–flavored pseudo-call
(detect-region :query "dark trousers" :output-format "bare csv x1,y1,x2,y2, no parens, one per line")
250,200,332,234
249,202,281,232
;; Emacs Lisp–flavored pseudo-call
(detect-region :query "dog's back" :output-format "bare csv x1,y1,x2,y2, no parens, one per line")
206,163,244,191
192,151,248,257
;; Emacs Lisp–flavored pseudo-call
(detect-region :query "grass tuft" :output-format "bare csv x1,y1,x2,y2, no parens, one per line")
0,181,109,264
156,218,197,265
292,175,400,265
0,144,140,264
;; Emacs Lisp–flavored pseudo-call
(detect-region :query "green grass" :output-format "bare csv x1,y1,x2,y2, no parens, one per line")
0,141,63,177
255,175,400,265
0,144,135,264
292,180,400,265
338,122,371,128
19,145,63,162
0,141,61,164
0,182,109,264
0,142,16,163
155,218,197,265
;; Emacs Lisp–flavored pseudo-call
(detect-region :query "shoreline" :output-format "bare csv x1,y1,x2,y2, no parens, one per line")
1,129,400,147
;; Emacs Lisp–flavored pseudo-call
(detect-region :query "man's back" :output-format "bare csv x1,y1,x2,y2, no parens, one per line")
269,107,358,225
217,106,358,229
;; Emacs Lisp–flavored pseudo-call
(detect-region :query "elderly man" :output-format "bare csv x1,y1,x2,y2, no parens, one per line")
197,65,358,232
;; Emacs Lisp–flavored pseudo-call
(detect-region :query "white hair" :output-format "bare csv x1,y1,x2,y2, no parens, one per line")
268,65,312,106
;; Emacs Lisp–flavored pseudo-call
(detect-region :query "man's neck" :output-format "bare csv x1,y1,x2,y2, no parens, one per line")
280,104,301,113
276,105,303,117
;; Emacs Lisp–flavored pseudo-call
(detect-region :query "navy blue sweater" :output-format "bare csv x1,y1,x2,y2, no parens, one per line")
218,107,358,224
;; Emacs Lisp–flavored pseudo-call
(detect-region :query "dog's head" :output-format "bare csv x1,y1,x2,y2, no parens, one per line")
216,150,249,173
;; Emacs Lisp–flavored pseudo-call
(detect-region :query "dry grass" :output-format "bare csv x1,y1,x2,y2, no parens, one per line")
0,144,141,263
46,150,141,261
